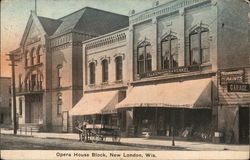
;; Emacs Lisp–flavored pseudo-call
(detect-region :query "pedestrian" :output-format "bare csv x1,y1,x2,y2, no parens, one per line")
82,121,88,142
75,120,83,141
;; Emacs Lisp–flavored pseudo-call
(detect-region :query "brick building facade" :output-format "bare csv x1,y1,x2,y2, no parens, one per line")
10,0,249,144
10,8,128,132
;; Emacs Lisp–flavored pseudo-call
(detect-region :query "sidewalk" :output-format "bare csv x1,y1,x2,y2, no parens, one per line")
1,128,249,151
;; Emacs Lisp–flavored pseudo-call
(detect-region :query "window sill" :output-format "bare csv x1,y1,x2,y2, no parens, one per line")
88,84,96,87
101,82,109,85
25,63,43,69
114,80,123,83
200,62,211,67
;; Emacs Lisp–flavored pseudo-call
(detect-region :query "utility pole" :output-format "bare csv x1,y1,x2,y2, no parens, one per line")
7,52,19,135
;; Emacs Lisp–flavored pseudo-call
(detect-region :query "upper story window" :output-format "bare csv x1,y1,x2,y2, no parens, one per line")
137,40,152,74
25,51,29,67
30,48,35,65
115,56,123,81
57,64,62,88
36,45,41,64
161,33,178,69
31,74,36,91
102,59,109,83
89,62,95,84
19,74,22,92
189,26,210,65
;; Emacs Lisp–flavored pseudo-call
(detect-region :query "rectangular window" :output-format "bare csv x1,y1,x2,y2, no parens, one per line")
102,60,108,83
190,34,200,65
201,31,210,63
162,40,170,69
115,57,123,81
171,38,178,68
189,27,210,65
137,41,152,74
89,63,95,84
138,47,145,73
19,99,22,116
145,45,152,72
161,35,178,69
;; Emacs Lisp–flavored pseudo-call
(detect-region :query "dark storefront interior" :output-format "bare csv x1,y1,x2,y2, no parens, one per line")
239,107,249,144
132,107,212,141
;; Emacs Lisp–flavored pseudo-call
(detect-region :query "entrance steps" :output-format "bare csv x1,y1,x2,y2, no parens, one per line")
19,123,40,133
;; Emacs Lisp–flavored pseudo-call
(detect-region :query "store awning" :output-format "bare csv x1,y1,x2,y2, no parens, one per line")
69,90,119,116
116,78,212,109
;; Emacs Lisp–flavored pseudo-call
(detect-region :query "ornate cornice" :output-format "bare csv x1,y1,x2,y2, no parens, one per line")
129,0,211,24
85,32,126,50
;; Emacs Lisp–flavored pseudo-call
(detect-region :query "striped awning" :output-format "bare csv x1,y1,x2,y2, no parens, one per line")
69,90,119,116
116,78,212,109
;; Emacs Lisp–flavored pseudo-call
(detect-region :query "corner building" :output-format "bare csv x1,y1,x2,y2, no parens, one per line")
10,8,128,132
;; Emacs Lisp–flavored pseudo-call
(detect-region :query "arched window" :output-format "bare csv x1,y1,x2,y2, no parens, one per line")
30,48,35,65
137,40,152,74
19,74,22,92
115,56,123,81
161,33,178,69
25,51,29,67
89,62,95,84
36,45,41,64
102,59,108,82
189,26,210,65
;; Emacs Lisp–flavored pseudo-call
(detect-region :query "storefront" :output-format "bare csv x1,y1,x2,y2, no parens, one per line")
69,90,126,132
116,78,213,140
217,67,250,144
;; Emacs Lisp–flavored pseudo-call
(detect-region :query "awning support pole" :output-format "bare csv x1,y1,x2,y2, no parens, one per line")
101,115,103,128
172,110,175,146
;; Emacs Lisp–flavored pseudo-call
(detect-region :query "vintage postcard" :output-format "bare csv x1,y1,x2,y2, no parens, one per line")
0,0,249,159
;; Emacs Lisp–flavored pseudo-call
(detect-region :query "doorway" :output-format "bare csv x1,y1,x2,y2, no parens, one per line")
239,107,249,144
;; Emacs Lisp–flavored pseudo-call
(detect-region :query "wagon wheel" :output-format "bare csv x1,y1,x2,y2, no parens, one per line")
89,129,99,144
102,135,106,142
112,130,121,143
90,132,99,144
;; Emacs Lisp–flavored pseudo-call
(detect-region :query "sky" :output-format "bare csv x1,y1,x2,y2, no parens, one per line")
0,0,171,77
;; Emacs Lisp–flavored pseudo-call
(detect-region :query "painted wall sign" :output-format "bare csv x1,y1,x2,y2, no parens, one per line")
140,65,200,79
220,69,245,85
227,83,250,92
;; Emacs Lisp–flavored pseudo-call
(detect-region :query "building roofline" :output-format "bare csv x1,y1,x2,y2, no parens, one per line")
58,6,128,20
129,0,176,18
37,15,58,21
82,27,129,44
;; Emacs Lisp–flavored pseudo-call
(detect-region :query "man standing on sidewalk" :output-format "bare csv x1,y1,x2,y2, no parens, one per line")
74,120,83,141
